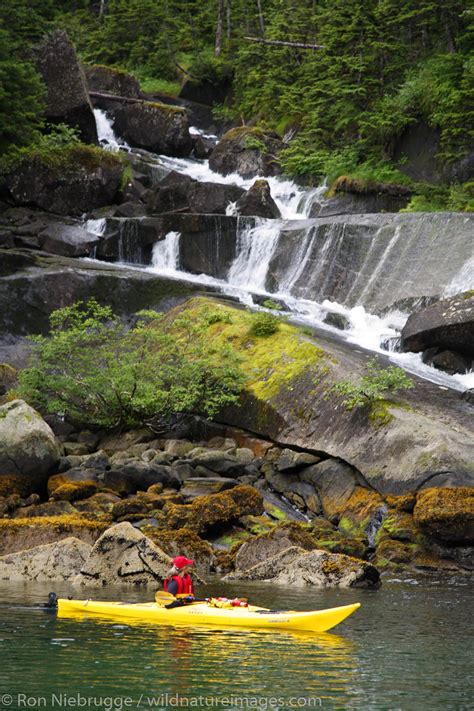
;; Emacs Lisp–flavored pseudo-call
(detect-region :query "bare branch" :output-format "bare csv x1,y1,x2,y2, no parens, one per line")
244,36,324,50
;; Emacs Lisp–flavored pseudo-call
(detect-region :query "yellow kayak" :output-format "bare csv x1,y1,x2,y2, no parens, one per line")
57,598,360,633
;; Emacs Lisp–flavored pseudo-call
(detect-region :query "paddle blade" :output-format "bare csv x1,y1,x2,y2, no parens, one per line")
155,590,176,605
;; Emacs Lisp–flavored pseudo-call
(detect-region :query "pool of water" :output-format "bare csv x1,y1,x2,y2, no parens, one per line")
0,576,472,710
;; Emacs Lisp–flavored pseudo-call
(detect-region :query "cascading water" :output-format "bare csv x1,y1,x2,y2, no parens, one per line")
92,109,474,391
227,220,282,290
94,108,129,151
151,232,180,272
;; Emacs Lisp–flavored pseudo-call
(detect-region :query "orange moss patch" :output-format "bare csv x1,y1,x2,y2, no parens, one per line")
162,485,263,536
413,487,474,543
385,493,416,513
336,487,384,537
51,480,99,502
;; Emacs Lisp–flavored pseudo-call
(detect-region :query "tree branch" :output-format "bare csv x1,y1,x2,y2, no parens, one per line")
244,36,324,50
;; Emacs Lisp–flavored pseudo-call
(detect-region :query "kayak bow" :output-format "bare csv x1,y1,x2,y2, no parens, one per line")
57,597,360,633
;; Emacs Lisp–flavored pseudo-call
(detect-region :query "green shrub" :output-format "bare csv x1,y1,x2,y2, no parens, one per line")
16,300,245,429
331,358,414,411
248,312,281,337
262,299,281,311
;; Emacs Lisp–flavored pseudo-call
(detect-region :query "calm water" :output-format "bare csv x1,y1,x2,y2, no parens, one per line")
0,576,472,711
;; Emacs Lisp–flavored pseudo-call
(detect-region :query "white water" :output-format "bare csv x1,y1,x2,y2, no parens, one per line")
94,110,474,391
94,109,129,151
151,232,180,272
227,220,282,289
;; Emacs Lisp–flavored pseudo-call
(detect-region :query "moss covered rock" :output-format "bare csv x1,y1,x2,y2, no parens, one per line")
4,146,123,216
113,101,192,157
51,480,99,502
163,485,263,536
209,127,283,179
413,487,474,543
0,400,60,497
226,545,381,588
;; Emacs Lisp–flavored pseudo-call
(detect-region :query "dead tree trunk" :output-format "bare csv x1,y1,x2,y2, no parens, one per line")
244,36,324,50
215,0,225,56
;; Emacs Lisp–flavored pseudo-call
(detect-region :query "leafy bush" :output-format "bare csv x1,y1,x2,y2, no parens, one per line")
262,299,281,311
331,358,414,411
16,300,246,429
39,123,81,148
248,312,280,337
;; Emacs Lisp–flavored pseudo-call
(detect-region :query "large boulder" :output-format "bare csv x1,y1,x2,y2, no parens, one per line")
34,30,98,144
38,224,100,258
113,101,193,157
0,251,221,342
0,400,60,496
401,292,474,362
311,176,412,217
225,545,380,588
413,487,474,544
0,537,92,581
209,128,283,179
4,147,123,216
235,180,281,219
234,524,317,571
147,172,245,215
163,485,263,535
75,521,172,586
85,65,141,98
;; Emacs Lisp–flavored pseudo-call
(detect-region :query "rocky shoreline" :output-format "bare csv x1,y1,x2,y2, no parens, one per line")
0,398,472,588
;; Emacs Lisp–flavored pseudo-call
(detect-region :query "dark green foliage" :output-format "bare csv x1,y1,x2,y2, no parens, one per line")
0,27,45,155
17,300,246,429
1,0,472,195
249,312,281,337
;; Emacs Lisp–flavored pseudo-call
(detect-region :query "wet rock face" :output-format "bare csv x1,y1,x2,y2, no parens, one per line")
209,127,283,179
34,30,97,144
113,102,193,157
401,292,474,362
0,400,60,497
225,545,381,588
235,180,281,219
0,537,92,581
75,521,172,586
85,65,141,98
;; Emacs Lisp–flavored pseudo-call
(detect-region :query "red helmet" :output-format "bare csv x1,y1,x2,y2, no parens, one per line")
173,556,194,570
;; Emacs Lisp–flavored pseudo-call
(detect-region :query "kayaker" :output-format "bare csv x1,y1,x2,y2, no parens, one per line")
163,555,194,596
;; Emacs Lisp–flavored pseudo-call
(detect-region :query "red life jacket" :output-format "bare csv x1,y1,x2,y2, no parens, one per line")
163,574,193,595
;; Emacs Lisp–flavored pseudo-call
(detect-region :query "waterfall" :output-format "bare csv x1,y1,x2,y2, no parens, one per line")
93,109,129,151
151,232,180,272
85,218,107,236
443,256,474,297
227,220,282,290
86,107,474,391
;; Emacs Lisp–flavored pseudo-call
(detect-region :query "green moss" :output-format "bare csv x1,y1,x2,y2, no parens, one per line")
368,400,394,427
263,501,291,522
146,101,185,115
170,297,329,402
2,144,123,176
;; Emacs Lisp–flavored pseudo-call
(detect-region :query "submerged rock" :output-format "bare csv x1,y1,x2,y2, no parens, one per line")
75,521,172,586
225,545,380,588
0,537,92,581
0,400,60,497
